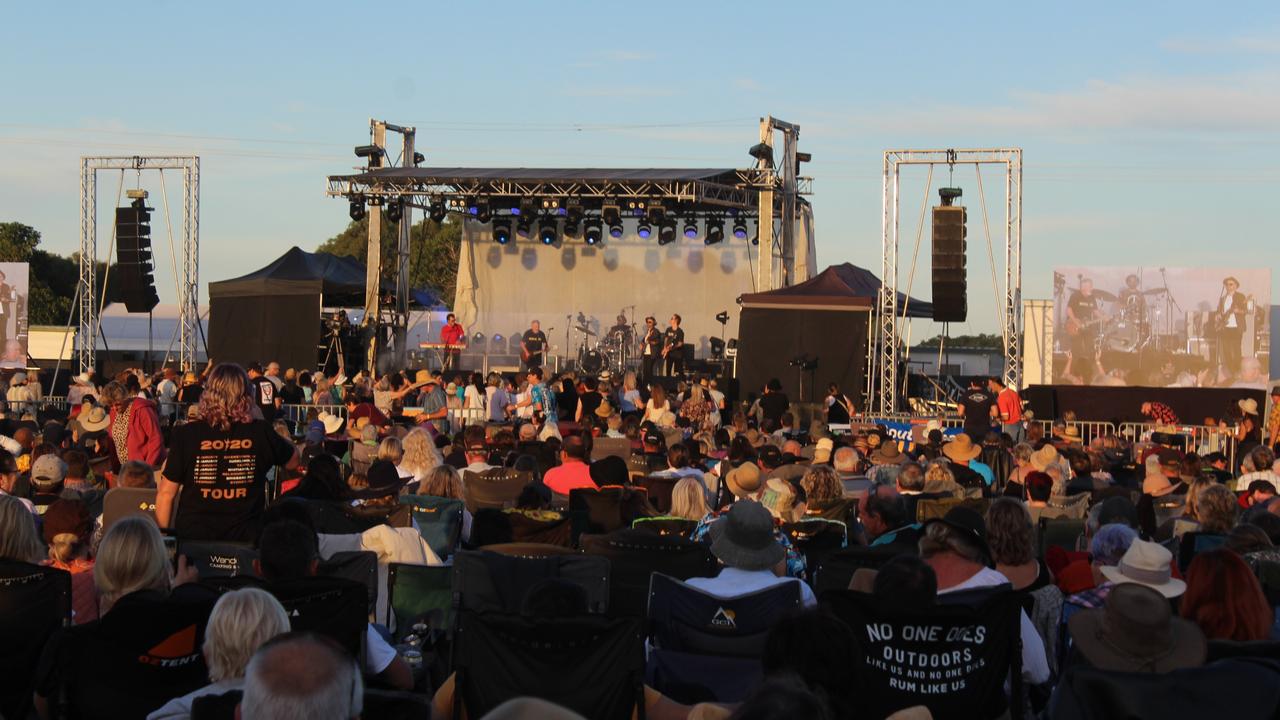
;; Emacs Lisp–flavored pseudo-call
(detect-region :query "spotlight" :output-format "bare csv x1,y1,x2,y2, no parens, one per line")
709,337,725,358
705,218,724,245
538,218,557,245
354,144,385,167
563,205,583,237
626,199,647,217
413,151,426,165
348,196,366,221
658,219,677,245
683,219,699,239
604,204,624,238
516,216,533,238
492,220,512,244
472,332,485,344
637,221,652,239
429,202,447,222
474,200,492,224
385,200,403,223
748,142,773,164
732,219,748,239
541,198,560,212
646,206,665,225
584,219,603,245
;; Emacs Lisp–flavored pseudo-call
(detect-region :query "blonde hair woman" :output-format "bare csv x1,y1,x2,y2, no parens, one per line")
377,436,405,466
399,427,443,485
670,476,710,521
94,517,196,614
620,371,643,416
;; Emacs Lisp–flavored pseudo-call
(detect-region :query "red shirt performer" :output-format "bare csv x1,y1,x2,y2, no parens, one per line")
440,313,465,371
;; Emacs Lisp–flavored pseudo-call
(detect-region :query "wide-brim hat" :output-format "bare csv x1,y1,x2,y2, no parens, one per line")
1063,426,1084,443
871,442,904,465
589,455,629,488
598,370,612,381
1238,398,1259,416
923,506,991,564
353,459,409,499
725,461,763,498
942,433,982,463
1068,583,1205,673
595,401,614,419
1100,539,1186,597
79,406,110,433
709,500,786,571
1142,473,1178,497
813,437,834,464
1031,444,1059,472
318,411,345,436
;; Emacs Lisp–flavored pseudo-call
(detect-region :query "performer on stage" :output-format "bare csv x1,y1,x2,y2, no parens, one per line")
520,320,548,370
1064,279,1105,383
641,316,661,383
661,314,685,377
439,313,465,372
1216,276,1248,376
610,313,632,337
0,270,12,348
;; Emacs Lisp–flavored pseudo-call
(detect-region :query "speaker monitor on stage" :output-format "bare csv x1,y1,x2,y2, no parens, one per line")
931,204,967,323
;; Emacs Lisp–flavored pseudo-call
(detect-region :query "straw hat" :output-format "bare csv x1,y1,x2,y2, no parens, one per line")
415,369,432,385
1100,539,1186,597
1030,445,1060,472
594,400,614,419
724,461,763,498
317,411,345,436
812,437,835,464
759,478,797,521
1063,425,1083,443
1238,398,1259,416
942,433,982,463
1068,583,1204,674
79,406,110,433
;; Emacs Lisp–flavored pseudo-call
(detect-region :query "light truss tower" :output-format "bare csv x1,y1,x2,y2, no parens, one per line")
871,148,1022,414
78,156,201,373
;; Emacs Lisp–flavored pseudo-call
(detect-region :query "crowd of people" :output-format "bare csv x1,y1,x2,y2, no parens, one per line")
2,358,1279,719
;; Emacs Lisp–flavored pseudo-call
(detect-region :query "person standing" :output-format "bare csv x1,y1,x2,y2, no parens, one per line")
440,313,466,372
155,366,179,426
661,314,685,377
988,376,1023,442
0,270,12,347
957,377,997,441
1215,276,1248,376
1064,278,1103,383
101,380,165,469
520,319,548,371
641,316,661,383
246,363,278,421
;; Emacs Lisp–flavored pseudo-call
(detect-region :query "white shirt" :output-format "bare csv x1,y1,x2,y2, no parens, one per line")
464,385,484,410
1220,295,1239,329
686,566,817,608
644,399,669,425
939,566,1051,684
363,624,398,675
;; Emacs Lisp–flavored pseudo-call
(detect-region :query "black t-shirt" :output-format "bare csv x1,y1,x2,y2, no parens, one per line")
760,392,790,426
278,382,304,406
579,392,603,419
249,376,276,416
522,330,547,355
827,394,852,424
164,419,296,542
177,384,203,405
959,389,996,438
1067,291,1097,323
663,326,685,351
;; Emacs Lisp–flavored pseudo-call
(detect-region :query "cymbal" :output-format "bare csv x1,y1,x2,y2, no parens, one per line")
1141,287,1169,295
575,325,597,336
1092,290,1118,302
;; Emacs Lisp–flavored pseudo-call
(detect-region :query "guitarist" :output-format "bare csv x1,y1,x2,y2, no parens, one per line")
661,314,685,377
641,316,661,383
1065,278,1105,383
1215,276,1248,376
520,320,548,371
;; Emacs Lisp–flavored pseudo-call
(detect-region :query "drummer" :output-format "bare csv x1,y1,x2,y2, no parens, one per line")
609,313,632,339
1116,274,1147,321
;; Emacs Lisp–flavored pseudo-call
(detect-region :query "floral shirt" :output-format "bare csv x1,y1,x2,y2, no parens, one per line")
1144,402,1179,426
690,508,807,580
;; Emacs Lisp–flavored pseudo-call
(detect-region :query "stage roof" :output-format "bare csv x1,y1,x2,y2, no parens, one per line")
330,167,743,184
740,262,934,317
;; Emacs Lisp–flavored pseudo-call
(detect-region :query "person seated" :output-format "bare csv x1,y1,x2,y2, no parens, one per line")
685,500,816,608
860,486,919,553
147,587,291,720
239,633,363,720
651,443,707,484
1065,582,1205,674
542,436,594,496
1181,549,1273,643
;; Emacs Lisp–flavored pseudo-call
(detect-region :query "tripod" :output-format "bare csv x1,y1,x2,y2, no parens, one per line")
320,329,344,376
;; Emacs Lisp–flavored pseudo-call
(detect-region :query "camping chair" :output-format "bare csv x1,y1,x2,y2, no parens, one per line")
266,576,368,657
915,496,990,523
1177,532,1227,574
178,540,259,579
631,516,698,538
1045,492,1091,520
581,530,717,618
462,468,530,512
824,587,1025,720
1038,517,1087,558
781,518,848,577
400,494,465,560
318,550,379,615
645,572,802,703
591,437,632,462
101,486,158,532
569,486,627,545
388,562,454,640
635,474,682,513
1050,657,1280,720
813,544,906,595
452,548,611,615
1253,558,1280,606
469,508,573,548
0,560,70,720
452,611,646,720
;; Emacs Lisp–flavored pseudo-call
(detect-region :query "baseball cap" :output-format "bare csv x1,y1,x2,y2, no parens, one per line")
31,454,68,489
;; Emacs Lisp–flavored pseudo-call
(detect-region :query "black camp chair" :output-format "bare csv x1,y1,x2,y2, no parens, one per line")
178,540,259,579
813,544,902,595
452,548,611,615
319,550,379,615
452,611,646,720
781,518,848,577
631,516,699,538
101,486,158,531
581,529,717,617
388,562,454,640
1050,657,1280,720
266,576,369,658
645,572,802,704
0,560,70,720
568,486,627,545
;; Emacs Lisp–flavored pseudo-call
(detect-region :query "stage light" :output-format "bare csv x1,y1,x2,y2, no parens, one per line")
563,205,583,237
709,337,725,358
354,144,385,167
748,142,773,164
538,218,557,245
646,206,665,225
658,219,677,245
584,219,603,245
492,333,504,345
626,199,647,217
796,151,812,163
516,216,533,238
705,218,724,245
385,200,403,223
541,198,560,211
349,196,366,221
429,202,447,222
492,220,512,244
472,332,485,344
683,219,699,239
413,151,426,166
732,219,748,239
637,221,652,239
475,200,492,224
602,204,621,226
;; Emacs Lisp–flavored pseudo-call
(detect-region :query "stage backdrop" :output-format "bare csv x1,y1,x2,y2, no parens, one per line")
1052,266,1270,389
0,263,30,369
452,221,755,362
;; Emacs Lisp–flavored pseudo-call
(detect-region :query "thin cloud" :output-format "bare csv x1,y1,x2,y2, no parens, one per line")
1161,32,1280,55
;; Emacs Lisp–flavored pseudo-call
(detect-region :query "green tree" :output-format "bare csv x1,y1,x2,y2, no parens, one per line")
318,215,462,308
917,332,1004,349
0,222,119,326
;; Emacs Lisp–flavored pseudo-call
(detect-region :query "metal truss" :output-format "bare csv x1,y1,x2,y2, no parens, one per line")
78,156,201,373
871,148,1023,414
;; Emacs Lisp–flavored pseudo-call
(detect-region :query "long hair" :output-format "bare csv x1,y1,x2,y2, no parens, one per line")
419,464,464,500
650,384,667,408
1182,549,1272,641
985,498,1035,566
400,427,442,479
204,587,290,682
94,516,171,613
801,465,843,505
623,371,637,392
0,495,43,563
670,476,709,521
197,363,255,431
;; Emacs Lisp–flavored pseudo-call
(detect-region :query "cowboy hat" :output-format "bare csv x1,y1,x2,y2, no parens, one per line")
871,442,905,465
73,372,93,385
1100,539,1186,597
708,500,786,572
353,459,409,500
942,433,982,463
594,400,614,419
1030,444,1060,472
1068,582,1204,674
1142,472,1179,497
414,369,433,385
317,411,345,436
79,406,110,433
1238,398,1259,416
1062,425,1083,443
598,370,612,381
922,506,991,564
758,478,797,521
724,461,763,499
812,437,834,464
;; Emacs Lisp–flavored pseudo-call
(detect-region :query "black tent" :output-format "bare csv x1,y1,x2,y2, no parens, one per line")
207,247,371,371
735,263,930,407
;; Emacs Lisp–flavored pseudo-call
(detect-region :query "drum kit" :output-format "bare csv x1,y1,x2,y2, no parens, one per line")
569,309,640,376
1058,280,1184,355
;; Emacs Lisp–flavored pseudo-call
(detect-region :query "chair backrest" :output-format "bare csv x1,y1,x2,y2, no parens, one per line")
463,468,531,512
1051,657,1280,720
808,497,859,527
569,486,627,544
179,540,259,579
813,544,910,596
916,496,990,523
1178,532,1227,573
387,562,453,640
400,494,465,560
453,611,645,720
782,518,848,575
452,548,612,614
0,561,70,720
824,587,1024,720
646,572,801,657
266,576,368,657
318,550,379,615
635,474,681,513
102,486,158,531
581,530,717,617
591,437,632,462
1206,639,1280,663
1254,558,1280,606
631,516,699,538
1038,517,1086,558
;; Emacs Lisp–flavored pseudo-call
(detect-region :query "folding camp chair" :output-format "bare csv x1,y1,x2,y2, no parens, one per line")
916,496,990,523
318,550,379,615
631,516,699,538
462,469,531,512
782,518,848,576
568,486,628,544
591,437,632,462
452,548,611,615
581,529,717,617
0,560,70,720
388,562,454,640
452,611,646,720
635,474,681,513
400,494,465,560
1051,657,1280,720
266,576,368,657
178,540,259,579
101,486,158,531
645,572,802,703
1177,532,1227,573
1038,517,1086,558
813,544,902,595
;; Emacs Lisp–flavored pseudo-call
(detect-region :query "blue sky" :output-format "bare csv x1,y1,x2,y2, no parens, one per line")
3,1,1279,334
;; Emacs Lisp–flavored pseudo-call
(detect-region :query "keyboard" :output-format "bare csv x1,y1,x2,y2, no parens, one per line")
418,342,467,350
